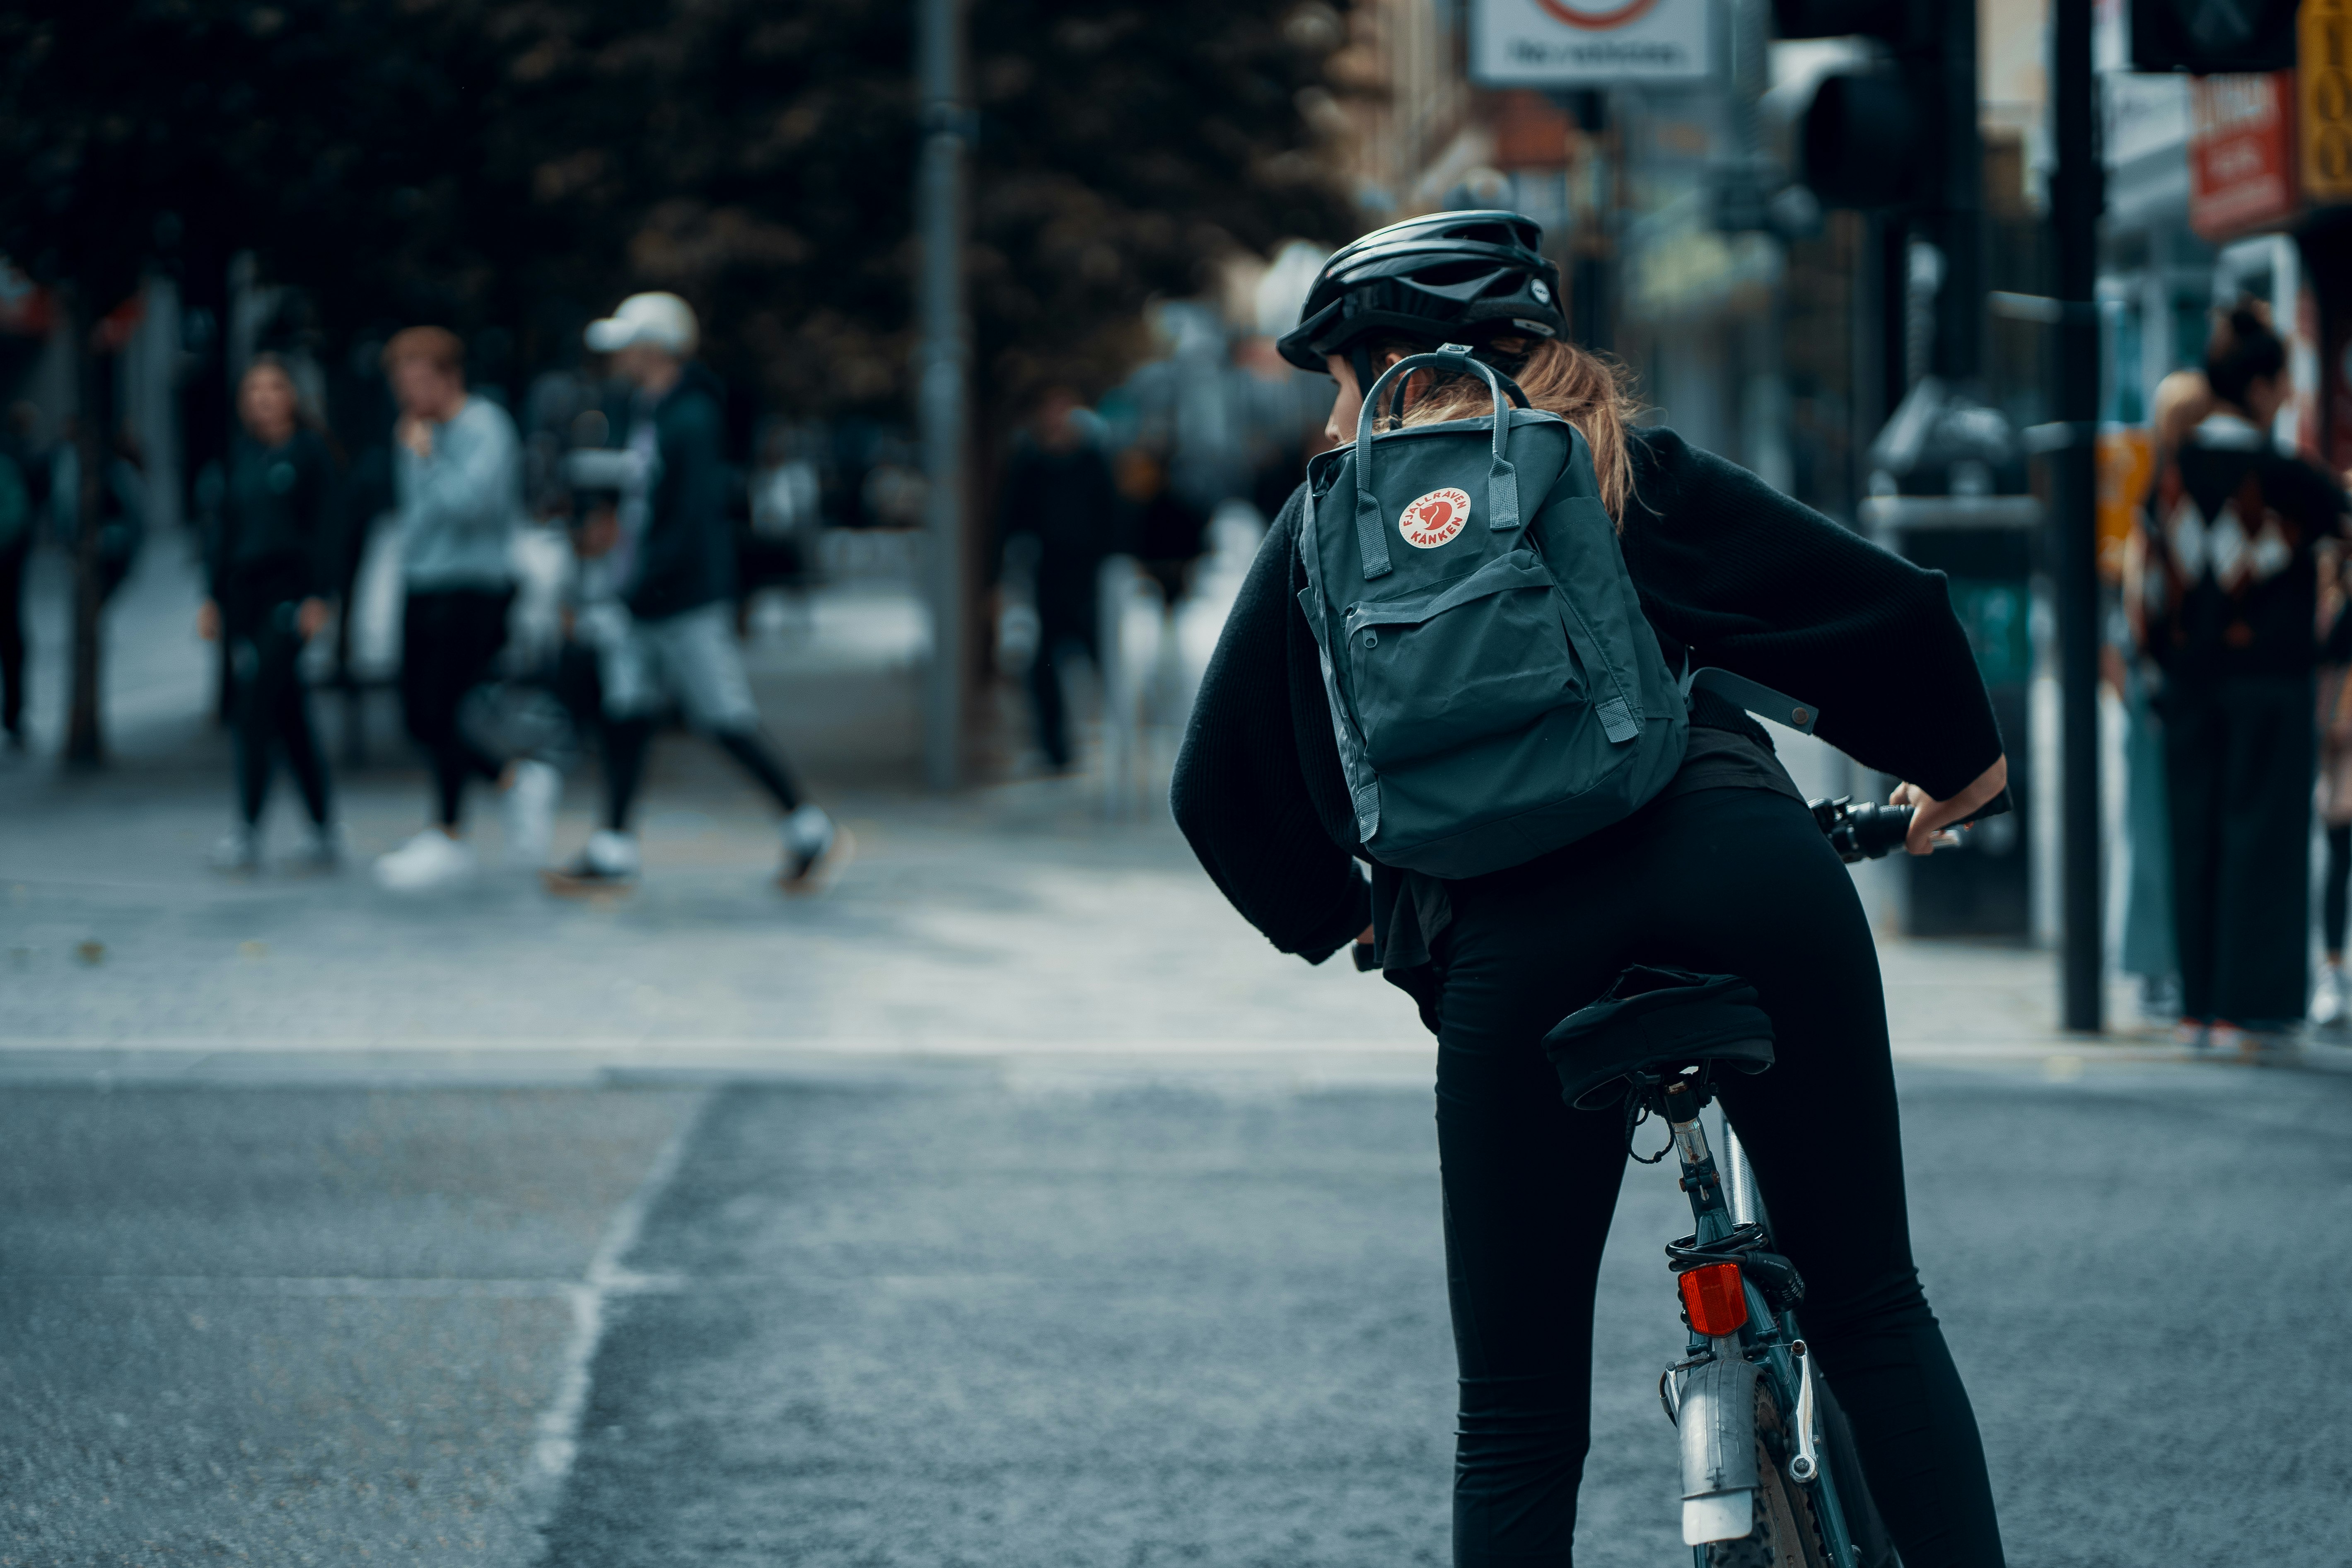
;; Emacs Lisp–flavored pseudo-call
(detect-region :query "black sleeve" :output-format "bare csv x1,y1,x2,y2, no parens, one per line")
1171,492,1369,964
1083,447,1118,565
1623,430,2004,800
203,455,233,599
2276,452,2351,539
991,447,1036,585
301,433,343,601
630,395,724,612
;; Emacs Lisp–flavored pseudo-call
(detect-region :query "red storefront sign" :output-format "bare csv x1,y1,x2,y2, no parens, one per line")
0,261,53,337
2190,71,2300,241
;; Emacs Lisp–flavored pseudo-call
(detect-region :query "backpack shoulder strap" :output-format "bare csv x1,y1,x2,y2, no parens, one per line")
1681,663,1821,735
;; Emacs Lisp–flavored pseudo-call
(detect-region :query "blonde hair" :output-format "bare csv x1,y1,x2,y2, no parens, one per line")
1384,336,1641,524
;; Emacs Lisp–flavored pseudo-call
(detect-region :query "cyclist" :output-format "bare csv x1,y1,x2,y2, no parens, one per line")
1172,212,2010,1568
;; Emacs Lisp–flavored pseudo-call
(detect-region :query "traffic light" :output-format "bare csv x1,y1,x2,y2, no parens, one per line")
1801,71,1927,208
1770,0,1913,41
2131,0,2298,73
1772,0,1940,211
1772,0,1991,385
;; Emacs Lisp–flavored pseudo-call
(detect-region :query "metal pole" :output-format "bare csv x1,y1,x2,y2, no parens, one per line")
2050,0,2103,1031
1932,0,1983,384
1570,90,1610,355
916,0,969,790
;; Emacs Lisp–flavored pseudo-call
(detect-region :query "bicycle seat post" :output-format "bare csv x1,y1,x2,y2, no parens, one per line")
1656,1078,1737,1246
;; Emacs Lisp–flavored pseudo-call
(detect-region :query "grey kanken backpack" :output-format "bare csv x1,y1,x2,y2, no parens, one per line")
1296,348,1688,877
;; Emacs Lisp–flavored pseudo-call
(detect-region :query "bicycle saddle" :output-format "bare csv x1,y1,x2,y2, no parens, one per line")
1542,965,1777,1111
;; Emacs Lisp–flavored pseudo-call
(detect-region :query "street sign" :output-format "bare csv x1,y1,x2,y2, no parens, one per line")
1471,0,1713,86
2188,72,2299,240
2303,0,2352,203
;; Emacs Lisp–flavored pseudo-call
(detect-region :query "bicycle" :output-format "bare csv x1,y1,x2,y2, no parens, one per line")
1544,790,2006,1568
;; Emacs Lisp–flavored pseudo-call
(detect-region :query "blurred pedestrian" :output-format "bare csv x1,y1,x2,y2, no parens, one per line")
2128,301,2351,1044
2315,586,2352,1025
998,386,1115,772
198,356,342,872
3,401,59,750
543,293,844,895
372,326,557,891
1117,443,1210,612
2112,369,2212,1019
0,428,26,750
97,426,147,605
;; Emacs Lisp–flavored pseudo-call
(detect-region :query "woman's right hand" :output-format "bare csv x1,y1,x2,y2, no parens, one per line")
196,599,220,642
1892,755,2009,856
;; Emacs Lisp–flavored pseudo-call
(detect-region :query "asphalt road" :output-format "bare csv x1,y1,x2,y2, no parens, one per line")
6,1059,2347,1567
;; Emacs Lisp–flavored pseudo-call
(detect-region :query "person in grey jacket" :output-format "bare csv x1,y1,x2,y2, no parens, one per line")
372,326,558,891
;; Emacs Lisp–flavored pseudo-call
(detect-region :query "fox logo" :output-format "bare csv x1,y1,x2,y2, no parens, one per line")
1399,488,1472,549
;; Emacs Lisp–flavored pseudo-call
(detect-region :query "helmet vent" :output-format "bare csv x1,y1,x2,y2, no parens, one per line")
1406,260,1497,289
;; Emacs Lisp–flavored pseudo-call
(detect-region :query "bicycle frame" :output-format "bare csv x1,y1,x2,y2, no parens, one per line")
1649,1075,1866,1568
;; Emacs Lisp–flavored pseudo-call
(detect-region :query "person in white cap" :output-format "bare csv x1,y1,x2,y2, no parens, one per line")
546,292,847,894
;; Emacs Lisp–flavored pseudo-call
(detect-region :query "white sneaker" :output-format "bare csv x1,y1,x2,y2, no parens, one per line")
2314,964,2349,1029
502,760,562,867
210,825,261,874
373,829,476,892
778,805,850,893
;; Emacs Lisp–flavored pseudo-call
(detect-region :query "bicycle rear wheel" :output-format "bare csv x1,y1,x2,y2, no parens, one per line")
1703,1383,1832,1568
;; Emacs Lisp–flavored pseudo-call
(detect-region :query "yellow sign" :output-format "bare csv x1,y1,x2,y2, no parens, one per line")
2096,427,2154,586
2305,0,2352,202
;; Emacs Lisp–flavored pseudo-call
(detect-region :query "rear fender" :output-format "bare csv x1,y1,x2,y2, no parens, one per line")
1676,1343,1760,1546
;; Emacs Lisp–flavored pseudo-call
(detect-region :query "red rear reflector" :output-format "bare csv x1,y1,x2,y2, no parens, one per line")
1678,1262,1749,1336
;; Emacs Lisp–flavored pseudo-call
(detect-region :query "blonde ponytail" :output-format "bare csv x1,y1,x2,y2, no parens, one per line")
1389,336,1642,524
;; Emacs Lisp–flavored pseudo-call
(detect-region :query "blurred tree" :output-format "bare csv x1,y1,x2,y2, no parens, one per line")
11,0,1357,419
0,2,259,762
479,0,1357,413
0,0,1351,760
964,3,1355,403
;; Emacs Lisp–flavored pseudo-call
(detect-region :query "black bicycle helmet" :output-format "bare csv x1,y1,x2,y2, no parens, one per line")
1276,209,1568,374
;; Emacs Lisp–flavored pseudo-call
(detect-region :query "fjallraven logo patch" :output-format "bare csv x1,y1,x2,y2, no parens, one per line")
1399,488,1471,549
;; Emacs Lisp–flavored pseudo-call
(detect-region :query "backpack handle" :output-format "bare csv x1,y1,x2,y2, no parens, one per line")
1352,349,1531,582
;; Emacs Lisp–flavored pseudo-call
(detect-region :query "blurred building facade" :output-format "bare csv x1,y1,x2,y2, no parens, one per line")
1287,0,2352,532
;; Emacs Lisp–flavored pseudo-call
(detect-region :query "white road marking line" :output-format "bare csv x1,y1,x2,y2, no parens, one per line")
523,1089,713,1541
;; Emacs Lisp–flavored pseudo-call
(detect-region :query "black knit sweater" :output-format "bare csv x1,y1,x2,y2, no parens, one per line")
1170,427,2005,964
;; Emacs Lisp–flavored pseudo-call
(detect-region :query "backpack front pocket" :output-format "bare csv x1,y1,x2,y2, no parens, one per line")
1345,551,1586,769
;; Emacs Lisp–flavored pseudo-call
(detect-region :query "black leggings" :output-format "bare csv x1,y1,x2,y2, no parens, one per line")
1028,597,1097,771
229,608,330,828
0,535,25,737
2162,677,2313,1024
1430,786,2004,1568
599,719,802,833
399,588,513,828
2326,823,2351,956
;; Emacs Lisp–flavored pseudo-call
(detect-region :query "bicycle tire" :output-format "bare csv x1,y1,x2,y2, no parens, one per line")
1702,1382,1833,1568
1812,1369,1900,1568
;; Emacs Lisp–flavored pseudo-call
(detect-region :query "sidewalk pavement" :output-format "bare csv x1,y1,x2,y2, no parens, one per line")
0,525,2234,1084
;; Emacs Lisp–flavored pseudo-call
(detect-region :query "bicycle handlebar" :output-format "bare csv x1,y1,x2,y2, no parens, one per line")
1808,788,2014,863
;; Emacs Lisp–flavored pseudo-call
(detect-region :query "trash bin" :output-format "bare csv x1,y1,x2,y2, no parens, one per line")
1862,494,2038,939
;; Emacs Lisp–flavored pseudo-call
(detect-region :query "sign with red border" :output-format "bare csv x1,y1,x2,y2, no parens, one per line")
1472,0,1711,85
